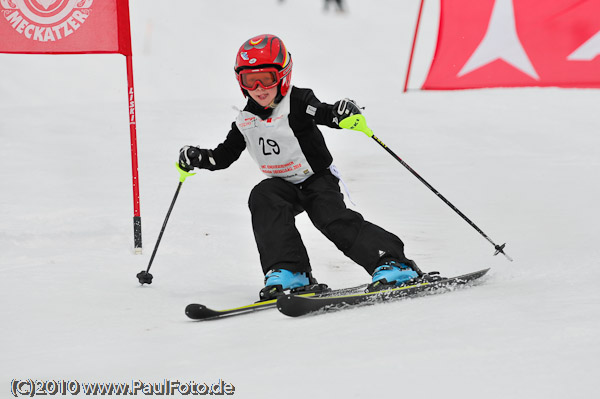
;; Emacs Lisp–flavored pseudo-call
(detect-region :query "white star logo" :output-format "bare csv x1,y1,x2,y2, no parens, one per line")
458,0,539,80
568,31,600,61
37,0,59,10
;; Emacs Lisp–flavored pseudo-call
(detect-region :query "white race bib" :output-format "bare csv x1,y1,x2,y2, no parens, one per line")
236,92,314,184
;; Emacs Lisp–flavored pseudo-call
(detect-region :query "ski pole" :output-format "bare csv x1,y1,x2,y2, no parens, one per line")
340,114,513,262
137,164,196,285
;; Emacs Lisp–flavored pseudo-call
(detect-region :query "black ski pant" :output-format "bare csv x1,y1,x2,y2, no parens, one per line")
248,171,410,276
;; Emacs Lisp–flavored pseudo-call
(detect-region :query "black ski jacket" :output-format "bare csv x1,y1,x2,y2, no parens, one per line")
196,86,340,179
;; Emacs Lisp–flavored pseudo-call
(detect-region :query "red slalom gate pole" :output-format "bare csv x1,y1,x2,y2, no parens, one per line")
126,54,142,254
404,0,425,92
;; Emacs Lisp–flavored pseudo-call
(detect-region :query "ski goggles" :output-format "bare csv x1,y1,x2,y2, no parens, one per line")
238,67,281,91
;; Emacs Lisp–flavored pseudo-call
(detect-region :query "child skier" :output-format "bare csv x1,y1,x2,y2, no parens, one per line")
179,34,421,300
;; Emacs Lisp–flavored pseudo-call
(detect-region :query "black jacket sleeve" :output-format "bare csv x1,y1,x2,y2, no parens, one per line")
291,87,341,129
197,122,246,171
286,87,335,173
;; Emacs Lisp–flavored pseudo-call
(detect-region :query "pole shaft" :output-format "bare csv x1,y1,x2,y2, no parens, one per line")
370,134,511,260
145,182,183,273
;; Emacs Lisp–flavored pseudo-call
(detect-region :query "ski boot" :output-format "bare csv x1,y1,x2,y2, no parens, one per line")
259,269,329,301
366,259,420,293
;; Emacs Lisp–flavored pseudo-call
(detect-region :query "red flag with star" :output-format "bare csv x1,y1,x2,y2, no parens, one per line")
422,0,600,89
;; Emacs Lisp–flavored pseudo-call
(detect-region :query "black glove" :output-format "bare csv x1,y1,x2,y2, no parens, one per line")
179,145,201,171
332,98,362,126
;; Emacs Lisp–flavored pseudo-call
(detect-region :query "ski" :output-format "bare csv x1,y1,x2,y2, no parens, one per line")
185,283,368,321
276,268,490,317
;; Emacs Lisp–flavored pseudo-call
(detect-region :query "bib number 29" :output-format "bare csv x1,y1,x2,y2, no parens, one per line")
259,137,280,155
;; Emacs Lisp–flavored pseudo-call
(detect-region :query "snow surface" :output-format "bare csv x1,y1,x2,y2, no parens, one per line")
1,0,599,398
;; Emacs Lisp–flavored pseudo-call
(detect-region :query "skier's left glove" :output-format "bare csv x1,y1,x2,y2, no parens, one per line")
332,98,363,127
178,145,202,171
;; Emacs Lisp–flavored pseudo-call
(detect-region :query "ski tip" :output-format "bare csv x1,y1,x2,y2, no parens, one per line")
185,303,206,318
276,295,305,317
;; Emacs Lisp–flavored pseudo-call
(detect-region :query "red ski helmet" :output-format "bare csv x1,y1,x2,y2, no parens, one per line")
234,34,293,98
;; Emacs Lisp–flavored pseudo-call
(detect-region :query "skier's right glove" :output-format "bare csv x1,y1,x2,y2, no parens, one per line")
179,145,202,171
332,98,362,127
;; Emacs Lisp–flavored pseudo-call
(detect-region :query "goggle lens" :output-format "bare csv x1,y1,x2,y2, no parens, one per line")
240,70,279,90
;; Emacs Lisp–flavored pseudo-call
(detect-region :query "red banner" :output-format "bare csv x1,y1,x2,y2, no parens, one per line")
0,0,131,55
422,0,600,89
0,0,140,252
